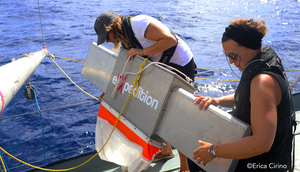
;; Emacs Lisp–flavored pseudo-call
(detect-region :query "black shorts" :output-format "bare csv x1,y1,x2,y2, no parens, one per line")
168,58,197,82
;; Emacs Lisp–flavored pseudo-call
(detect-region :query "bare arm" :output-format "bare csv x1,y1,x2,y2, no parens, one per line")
193,73,281,165
194,93,234,110
126,22,177,59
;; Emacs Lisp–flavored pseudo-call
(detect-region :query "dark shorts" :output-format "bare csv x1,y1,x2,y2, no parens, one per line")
188,158,205,172
168,58,197,82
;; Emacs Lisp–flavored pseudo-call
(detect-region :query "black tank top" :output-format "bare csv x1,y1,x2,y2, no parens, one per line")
233,47,295,171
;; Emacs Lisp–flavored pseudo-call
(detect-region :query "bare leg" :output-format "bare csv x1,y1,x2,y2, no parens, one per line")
179,151,190,172
160,141,173,155
153,141,174,162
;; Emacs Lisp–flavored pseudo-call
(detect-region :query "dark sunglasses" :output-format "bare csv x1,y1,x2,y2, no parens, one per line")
223,47,245,62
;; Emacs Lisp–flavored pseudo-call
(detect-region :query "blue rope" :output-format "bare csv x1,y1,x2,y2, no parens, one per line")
0,152,9,172
5,87,25,109
33,89,47,170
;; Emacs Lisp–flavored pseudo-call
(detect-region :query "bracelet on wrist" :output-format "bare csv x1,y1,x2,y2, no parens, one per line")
215,144,219,158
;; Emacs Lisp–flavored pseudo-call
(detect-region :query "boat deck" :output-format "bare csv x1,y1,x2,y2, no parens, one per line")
25,93,300,172
25,149,182,172
25,111,300,172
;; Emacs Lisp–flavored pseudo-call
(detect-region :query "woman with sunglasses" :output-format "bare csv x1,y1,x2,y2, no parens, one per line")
180,18,296,172
94,12,198,165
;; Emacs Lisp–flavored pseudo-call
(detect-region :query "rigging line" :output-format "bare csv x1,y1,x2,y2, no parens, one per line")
0,100,97,120
49,55,300,82
33,89,47,169
37,0,45,46
284,69,300,72
0,152,9,172
54,56,85,63
196,66,234,75
53,55,300,72
0,58,149,172
49,55,99,101
194,77,298,82
0,153,7,172
196,68,300,72
280,51,300,57
9,145,95,171
5,88,25,109
194,77,240,82
196,66,231,71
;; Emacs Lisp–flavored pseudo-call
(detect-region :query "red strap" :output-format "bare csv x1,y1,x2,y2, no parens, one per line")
98,105,159,160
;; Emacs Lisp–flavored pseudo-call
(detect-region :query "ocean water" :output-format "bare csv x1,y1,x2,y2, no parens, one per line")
0,0,299,171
